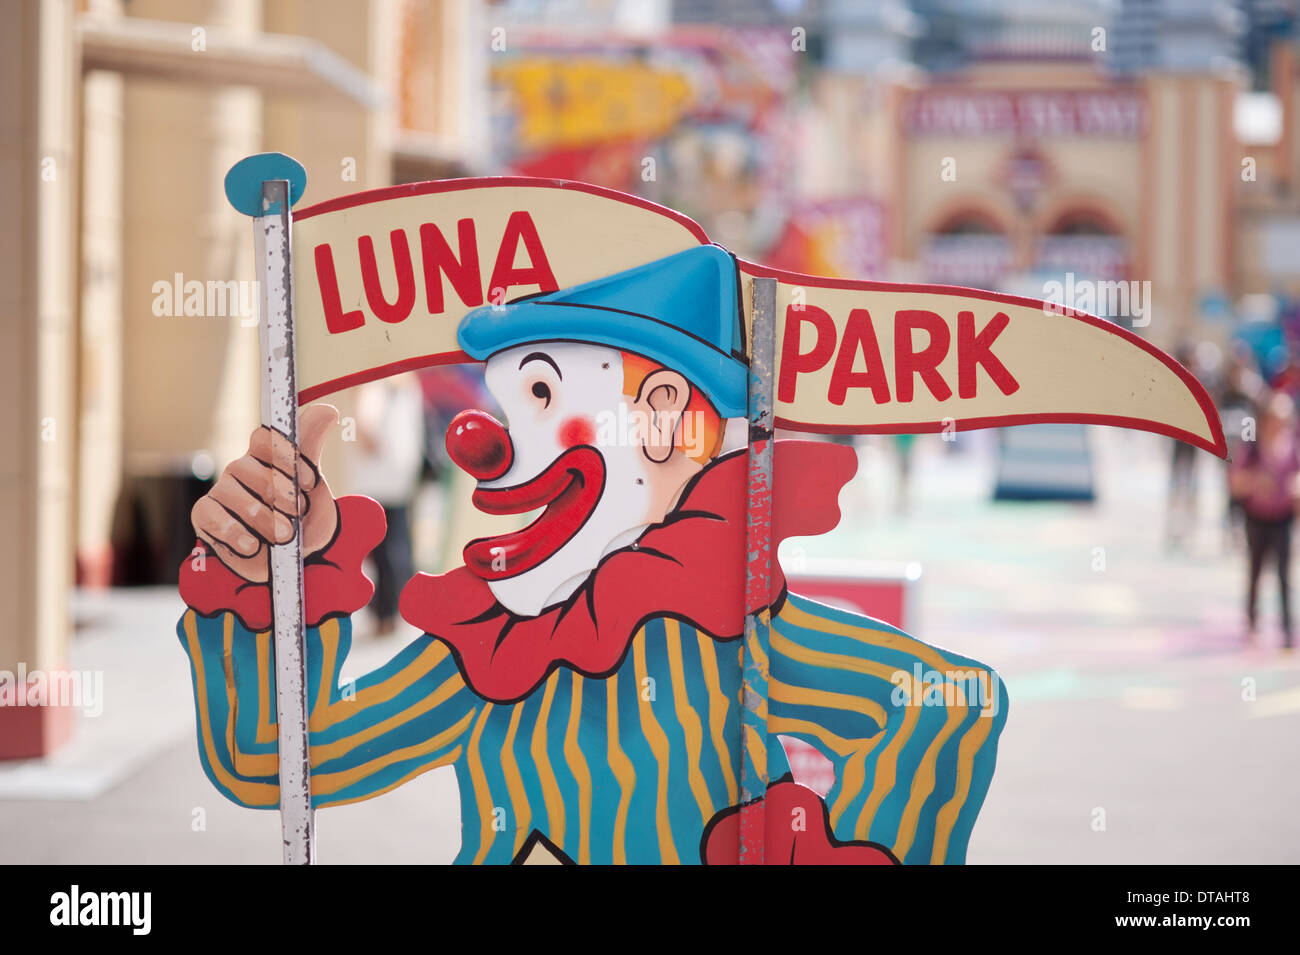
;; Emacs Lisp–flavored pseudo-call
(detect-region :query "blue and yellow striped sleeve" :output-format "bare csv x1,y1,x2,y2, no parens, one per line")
769,593,1008,864
176,609,479,809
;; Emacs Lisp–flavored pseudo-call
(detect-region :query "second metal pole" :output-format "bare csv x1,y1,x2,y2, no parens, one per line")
739,276,777,864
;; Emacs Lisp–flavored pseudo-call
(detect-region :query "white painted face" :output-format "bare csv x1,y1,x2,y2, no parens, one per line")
476,342,661,616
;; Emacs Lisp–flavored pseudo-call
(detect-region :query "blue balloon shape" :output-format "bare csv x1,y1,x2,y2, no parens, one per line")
223,153,308,217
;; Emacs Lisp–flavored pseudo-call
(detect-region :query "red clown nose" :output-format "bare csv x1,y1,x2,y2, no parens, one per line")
446,410,513,481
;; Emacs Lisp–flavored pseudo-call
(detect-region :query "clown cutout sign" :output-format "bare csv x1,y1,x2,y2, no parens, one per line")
177,154,1225,865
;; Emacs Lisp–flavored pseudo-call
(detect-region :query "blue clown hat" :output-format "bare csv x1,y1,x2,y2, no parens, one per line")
457,244,749,418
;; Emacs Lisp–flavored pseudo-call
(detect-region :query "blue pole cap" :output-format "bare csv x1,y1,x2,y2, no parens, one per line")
224,153,308,217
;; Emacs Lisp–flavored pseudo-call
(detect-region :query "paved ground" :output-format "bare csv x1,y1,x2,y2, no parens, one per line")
2,427,1296,864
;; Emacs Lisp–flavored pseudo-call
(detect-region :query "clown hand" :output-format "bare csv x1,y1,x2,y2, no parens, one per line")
190,403,340,584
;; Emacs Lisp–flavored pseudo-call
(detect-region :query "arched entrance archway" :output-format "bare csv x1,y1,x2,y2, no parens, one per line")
1035,204,1130,281
921,206,1014,287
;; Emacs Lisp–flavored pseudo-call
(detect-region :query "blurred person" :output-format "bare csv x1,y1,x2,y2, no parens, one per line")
1229,391,1300,648
1272,351,1300,401
352,373,426,635
1220,342,1267,546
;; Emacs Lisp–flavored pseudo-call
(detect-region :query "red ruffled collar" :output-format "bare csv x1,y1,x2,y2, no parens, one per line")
401,441,857,702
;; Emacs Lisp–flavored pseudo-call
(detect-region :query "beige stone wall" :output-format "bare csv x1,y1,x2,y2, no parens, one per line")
116,1,261,479
879,66,1241,350
74,0,419,570
399,0,489,160
262,0,396,199
260,0,400,496
899,139,1140,262
78,67,125,583
0,0,78,673
1278,44,1298,194
1139,73,1240,346
1236,42,1300,299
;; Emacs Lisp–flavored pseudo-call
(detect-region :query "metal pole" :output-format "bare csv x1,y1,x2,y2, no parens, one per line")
256,178,315,864
739,276,777,864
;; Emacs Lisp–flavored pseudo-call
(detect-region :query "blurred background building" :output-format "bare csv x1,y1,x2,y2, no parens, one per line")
4,0,1300,801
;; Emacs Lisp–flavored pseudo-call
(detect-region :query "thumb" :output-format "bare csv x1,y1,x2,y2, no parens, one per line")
298,402,340,467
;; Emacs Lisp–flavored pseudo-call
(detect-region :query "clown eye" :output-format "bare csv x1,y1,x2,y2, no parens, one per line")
531,381,551,407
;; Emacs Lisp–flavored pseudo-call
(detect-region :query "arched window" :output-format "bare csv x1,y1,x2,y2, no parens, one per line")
923,207,1012,286
936,211,1003,236
1049,210,1116,236
1036,205,1128,280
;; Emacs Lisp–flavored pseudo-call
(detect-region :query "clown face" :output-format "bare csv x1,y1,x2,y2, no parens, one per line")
446,342,714,616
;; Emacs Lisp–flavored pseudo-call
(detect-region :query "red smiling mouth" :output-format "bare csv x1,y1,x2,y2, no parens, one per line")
463,446,606,581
